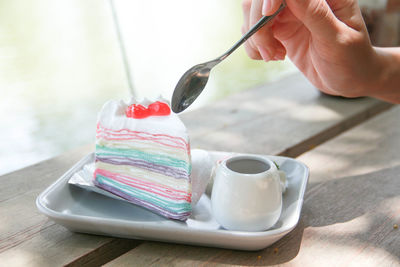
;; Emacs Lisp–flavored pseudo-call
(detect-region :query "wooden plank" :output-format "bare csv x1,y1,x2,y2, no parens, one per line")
106,106,400,266
284,106,400,266
0,145,142,267
0,73,393,266
181,73,392,156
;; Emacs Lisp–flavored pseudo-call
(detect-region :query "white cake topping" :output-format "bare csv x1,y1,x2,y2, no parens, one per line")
98,97,188,139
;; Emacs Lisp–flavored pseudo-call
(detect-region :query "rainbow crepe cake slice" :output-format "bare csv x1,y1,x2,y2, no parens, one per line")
94,98,192,221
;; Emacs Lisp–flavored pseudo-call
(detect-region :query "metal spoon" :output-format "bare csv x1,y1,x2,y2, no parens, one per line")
171,4,285,113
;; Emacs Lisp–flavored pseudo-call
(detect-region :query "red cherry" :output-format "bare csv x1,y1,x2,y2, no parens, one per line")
148,101,171,116
125,104,150,119
125,101,170,119
133,104,150,118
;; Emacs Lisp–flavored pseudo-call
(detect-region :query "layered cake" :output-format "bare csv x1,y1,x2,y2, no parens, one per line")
94,98,192,220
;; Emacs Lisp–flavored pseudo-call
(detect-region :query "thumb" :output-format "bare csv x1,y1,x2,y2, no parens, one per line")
285,0,340,40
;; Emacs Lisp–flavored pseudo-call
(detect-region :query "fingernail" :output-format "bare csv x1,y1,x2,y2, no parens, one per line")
262,0,271,15
258,46,271,62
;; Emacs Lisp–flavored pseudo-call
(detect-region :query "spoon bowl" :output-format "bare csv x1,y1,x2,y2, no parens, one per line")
171,61,216,113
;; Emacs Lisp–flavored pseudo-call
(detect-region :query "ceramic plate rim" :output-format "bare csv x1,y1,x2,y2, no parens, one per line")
36,151,309,240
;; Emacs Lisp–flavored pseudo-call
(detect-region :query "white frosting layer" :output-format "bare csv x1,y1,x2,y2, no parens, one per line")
98,98,188,140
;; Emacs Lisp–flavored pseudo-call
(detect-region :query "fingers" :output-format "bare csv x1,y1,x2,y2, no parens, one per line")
255,26,286,61
262,0,283,16
250,0,285,61
242,0,286,61
242,0,262,60
259,40,286,60
285,0,340,41
327,0,367,33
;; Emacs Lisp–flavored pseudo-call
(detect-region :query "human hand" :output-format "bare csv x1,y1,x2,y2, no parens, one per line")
241,0,380,98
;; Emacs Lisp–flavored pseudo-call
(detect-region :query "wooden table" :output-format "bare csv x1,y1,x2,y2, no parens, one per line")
1,73,399,266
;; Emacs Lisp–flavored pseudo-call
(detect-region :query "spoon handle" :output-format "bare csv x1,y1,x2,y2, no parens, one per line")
219,3,286,62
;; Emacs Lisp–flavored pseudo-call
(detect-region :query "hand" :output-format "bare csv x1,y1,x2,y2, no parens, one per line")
241,0,380,98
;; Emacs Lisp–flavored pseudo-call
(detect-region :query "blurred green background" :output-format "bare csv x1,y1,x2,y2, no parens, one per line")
0,0,296,175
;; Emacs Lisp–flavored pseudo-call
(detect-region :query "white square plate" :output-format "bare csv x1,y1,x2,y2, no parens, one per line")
36,150,309,251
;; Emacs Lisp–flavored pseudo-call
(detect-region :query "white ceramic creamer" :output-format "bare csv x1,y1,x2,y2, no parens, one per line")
211,155,285,231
